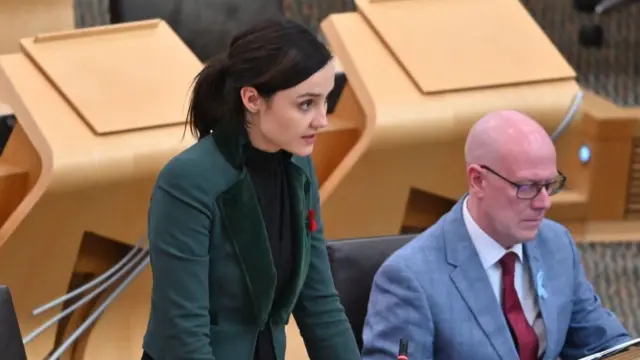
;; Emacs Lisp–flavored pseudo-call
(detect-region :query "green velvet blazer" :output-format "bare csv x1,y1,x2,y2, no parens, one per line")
142,123,360,360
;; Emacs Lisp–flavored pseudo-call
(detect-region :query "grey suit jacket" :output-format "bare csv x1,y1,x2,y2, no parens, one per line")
361,198,630,360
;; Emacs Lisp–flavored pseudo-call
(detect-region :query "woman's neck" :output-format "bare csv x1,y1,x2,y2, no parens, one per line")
246,125,279,153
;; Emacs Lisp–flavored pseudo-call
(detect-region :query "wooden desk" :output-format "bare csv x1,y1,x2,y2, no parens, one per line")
316,0,582,241
0,19,201,359
0,0,74,55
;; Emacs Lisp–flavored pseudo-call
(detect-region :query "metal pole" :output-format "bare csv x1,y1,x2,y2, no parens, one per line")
23,248,148,345
32,238,145,316
47,255,151,360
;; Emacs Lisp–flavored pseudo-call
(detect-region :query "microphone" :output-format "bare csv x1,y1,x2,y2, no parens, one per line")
397,339,409,360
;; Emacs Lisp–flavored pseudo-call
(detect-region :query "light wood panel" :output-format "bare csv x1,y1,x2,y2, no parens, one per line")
0,19,200,359
0,18,366,360
21,20,201,134
0,161,27,225
400,92,640,244
319,10,582,241
0,0,74,55
313,83,363,191
581,112,635,220
355,0,575,94
627,141,640,215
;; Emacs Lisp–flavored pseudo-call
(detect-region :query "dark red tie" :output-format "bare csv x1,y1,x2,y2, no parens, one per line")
500,252,539,360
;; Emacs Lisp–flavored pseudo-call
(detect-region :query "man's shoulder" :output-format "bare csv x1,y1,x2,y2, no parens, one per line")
539,217,570,233
535,217,575,254
384,220,447,270
538,218,572,241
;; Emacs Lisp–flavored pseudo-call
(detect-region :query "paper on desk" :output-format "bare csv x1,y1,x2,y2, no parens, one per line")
579,338,640,359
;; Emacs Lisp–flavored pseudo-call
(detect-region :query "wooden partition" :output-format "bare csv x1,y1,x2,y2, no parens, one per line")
316,0,583,242
315,0,640,244
0,18,365,359
0,0,74,55
557,91,640,242
0,0,75,108
0,19,203,359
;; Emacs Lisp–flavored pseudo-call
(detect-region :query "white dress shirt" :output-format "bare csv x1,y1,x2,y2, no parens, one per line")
462,197,547,357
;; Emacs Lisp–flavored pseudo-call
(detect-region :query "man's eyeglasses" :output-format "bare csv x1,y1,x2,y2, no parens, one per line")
480,165,566,200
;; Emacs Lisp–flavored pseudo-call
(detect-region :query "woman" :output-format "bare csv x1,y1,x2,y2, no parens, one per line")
141,19,361,360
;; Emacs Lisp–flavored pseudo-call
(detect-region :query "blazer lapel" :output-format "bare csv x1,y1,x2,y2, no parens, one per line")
212,121,312,325
525,240,557,360
217,170,275,326
445,200,518,360
271,159,312,322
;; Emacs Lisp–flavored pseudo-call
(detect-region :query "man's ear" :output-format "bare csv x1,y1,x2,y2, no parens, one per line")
468,164,486,199
240,86,261,113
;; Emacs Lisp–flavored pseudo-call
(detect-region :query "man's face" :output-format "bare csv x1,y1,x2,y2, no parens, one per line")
473,142,562,244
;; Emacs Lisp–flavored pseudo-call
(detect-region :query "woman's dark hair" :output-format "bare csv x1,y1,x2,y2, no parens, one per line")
186,18,333,140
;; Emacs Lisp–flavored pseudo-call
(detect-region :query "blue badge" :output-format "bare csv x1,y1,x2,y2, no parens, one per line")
537,271,549,299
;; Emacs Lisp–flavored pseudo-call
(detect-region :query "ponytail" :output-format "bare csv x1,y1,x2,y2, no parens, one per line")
186,55,232,140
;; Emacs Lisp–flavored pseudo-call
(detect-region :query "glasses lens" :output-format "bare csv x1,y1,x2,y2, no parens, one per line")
546,178,564,195
517,184,540,199
518,178,565,199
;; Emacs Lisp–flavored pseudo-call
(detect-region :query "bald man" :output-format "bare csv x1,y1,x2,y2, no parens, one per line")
361,111,630,360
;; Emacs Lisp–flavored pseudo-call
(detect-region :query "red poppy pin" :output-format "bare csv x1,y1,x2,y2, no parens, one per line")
307,209,317,232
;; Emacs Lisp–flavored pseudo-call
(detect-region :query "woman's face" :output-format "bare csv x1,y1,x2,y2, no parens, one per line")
241,62,335,156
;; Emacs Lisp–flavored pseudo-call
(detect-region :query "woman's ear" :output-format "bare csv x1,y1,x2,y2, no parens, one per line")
240,86,261,113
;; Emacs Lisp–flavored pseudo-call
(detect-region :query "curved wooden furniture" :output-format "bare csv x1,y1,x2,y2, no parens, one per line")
314,0,583,242
0,18,370,360
558,91,640,242
0,19,201,359
315,0,640,242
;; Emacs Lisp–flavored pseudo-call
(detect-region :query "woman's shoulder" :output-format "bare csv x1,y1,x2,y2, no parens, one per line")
154,136,235,197
292,155,317,182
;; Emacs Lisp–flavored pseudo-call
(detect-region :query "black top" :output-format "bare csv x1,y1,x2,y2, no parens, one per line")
245,145,294,360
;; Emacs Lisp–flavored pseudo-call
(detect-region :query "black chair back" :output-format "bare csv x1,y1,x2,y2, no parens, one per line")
0,286,26,360
0,112,16,156
326,234,416,351
109,0,284,61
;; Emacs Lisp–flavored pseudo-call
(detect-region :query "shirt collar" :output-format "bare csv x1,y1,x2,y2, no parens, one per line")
462,196,523,269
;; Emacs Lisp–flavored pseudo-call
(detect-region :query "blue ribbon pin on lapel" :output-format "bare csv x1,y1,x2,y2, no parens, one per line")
536,271,549,299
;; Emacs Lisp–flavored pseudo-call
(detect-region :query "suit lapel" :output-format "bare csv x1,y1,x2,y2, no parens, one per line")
217,170,275,326
213,121,278,325
216,152,313,325
212,121,313,325
525,240,556,360
445,199,518,360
